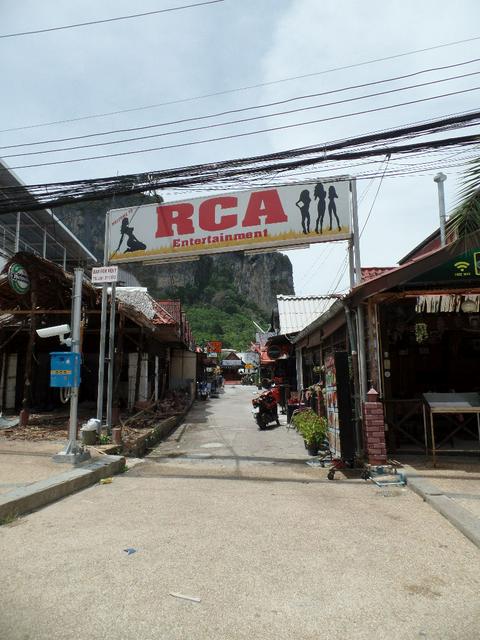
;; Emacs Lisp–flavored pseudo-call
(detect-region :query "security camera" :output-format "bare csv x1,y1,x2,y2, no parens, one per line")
36,324,71,346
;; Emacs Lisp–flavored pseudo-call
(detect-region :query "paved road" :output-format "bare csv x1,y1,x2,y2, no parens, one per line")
145,383,316,480
1,385,479,640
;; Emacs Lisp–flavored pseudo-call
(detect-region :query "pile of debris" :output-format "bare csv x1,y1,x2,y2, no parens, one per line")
120,390,190,437
0,412,69,441
0,390,191,449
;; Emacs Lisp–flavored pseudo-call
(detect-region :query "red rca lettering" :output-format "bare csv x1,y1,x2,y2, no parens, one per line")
155,190,287,238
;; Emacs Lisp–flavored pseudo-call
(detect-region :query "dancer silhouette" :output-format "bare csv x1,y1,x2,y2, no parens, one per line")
115,218,147,253
313,182,327,234
328,186,341,231
295,189,311,234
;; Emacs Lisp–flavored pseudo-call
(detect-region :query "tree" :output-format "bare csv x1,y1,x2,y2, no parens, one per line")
449,158,480,237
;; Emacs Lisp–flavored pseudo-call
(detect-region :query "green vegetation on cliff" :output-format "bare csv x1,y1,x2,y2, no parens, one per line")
160,260,270,350
184,304,268,350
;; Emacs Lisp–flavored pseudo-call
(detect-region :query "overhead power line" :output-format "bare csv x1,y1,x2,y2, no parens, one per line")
0,0,225,39
1,108,479,215
3,58,479,151
3,107,479,186
2,34,480,133
6,86,480,170
360,155,391,237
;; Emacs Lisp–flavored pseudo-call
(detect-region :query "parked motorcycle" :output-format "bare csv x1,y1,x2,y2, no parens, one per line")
198,381,209,401
252,389,280,429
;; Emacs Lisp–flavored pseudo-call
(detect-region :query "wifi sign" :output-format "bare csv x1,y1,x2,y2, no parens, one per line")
454,260,471,276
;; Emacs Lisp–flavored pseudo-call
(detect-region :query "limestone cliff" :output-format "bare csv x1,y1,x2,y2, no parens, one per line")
127,252,293,314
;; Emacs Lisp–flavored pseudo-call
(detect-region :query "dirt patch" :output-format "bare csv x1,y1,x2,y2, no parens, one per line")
1,414,69,441
404,577,446,599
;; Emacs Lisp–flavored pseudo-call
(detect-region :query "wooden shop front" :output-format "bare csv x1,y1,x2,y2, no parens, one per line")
349,230,480,458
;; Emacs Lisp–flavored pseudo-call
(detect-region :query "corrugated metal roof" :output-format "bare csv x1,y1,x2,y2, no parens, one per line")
276,295,333,334
293,300,344,343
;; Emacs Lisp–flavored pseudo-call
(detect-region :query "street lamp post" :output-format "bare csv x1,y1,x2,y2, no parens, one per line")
53,268,90,464
434,172,447,247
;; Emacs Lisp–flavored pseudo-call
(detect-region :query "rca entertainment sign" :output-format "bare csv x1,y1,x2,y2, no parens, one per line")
107,179,352,264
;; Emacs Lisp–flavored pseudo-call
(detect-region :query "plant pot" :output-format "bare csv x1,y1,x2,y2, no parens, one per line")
306,443,319,456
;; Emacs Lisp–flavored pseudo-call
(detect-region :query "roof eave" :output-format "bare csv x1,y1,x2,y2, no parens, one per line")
347,229,480,306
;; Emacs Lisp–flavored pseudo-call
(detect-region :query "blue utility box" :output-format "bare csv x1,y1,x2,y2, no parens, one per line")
50,352,81,388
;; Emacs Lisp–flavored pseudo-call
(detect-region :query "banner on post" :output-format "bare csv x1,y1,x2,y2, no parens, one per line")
107,178,352,264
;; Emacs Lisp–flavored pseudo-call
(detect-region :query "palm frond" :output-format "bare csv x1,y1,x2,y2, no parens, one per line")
449,154,480,238
449,197,480,237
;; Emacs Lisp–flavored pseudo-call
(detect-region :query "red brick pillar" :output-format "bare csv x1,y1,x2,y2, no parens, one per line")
362,388,387,465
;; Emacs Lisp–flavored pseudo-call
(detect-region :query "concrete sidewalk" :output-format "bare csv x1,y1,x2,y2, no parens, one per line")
0,440,66,496
0,439,125,521
402,455,480,549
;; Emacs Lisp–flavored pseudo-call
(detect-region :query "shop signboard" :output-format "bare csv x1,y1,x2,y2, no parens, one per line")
8,263,30,295
205,340,222,353
91,265,118,284
221,360,242,367
411,248,480,283
107,178,352,264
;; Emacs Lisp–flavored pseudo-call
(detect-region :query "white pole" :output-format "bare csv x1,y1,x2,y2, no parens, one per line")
350,179,368,401
96,213,110,427
348,239,355,289
67,268,82,451
434,172,447,246
105,282,116,434
15,213,20,253
350,179,362,287
154,356,159,402
54,268,90,463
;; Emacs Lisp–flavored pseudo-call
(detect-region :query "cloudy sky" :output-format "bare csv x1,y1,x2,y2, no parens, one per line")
1,0,480,298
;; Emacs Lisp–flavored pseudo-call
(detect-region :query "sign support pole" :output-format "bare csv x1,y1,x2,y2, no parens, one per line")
54,268,90,463
347,179,367,459
351,179,362,287
350,179,368,403
348,239,355,289
105,282,116,434
96,214,109,430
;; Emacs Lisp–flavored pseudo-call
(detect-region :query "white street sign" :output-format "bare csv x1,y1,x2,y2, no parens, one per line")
92,266,119,284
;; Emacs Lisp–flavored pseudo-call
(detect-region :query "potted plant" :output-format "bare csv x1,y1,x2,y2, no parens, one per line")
291,409,328,456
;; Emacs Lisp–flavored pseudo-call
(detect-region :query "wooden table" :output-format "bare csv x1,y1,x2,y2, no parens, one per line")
422,392,480,467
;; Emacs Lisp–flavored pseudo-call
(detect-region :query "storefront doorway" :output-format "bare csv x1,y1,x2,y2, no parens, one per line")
380,299,480,454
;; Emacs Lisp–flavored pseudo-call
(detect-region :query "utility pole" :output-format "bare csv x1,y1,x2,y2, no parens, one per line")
53,268,90,463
